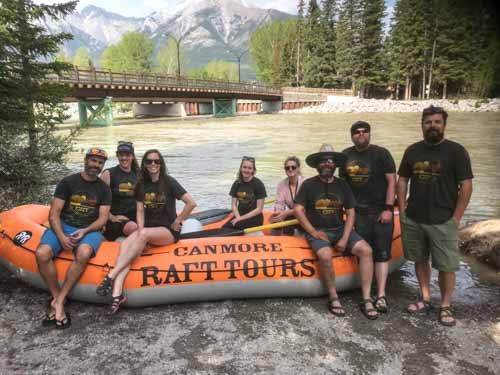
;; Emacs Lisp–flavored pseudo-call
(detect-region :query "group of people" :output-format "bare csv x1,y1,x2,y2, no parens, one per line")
34,105,473,330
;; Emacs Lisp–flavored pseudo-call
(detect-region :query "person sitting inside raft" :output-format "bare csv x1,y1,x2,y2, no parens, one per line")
101,141,139,241
269,156,305,235
223,156,267,230
96,149,196,313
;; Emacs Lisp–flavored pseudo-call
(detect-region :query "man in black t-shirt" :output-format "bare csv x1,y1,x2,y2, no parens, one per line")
397,106,473,327
295,144,378,320
341,121,396,314
35,147,111,329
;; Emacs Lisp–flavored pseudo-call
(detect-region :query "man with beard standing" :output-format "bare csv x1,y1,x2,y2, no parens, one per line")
397,106,473,327
35,147,111,329
341,121,396,314
294,144,378,319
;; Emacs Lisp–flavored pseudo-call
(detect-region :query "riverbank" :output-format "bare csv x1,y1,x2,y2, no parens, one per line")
460,220,500,270
282,97,500,113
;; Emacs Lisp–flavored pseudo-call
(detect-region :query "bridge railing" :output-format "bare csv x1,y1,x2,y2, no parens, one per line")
48,66,281,96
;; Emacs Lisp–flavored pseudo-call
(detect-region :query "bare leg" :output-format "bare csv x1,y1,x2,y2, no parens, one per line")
35,245,61,303
375,261,389,298
53,245,93,321
438,271,456,324
123,221,138,236
407,261,432,312
351,240,374,301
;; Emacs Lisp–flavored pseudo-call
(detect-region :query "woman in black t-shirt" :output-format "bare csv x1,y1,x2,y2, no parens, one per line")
224,156,267,230
101,141,139,240
96,149,196,313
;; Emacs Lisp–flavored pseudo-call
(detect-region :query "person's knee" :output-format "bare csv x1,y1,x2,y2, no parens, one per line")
316,247,333,263
138,228,149,242
355,241,373,258
125,221,138,235
36,245,53,263
75,245,93,263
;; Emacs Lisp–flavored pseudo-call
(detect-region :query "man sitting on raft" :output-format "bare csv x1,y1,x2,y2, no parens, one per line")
294,144,378,319
35,147,111,329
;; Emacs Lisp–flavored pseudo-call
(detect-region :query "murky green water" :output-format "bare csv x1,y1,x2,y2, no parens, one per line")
67,112,500,222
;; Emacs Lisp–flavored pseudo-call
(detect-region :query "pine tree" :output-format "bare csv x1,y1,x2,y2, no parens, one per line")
315,0,338,88
303,0,323,86
0,0,78,197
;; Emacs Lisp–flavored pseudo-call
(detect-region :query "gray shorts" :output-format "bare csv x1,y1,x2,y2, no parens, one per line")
305,226,363,254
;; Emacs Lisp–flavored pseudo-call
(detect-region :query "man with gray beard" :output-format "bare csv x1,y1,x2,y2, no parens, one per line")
397,106,473,327
294,144,378,320
35,147,111,329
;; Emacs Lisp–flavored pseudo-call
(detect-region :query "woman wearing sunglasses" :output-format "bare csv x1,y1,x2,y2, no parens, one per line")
269,156,305,235
224,156,267,230
96,149,196,313
101,141,139,241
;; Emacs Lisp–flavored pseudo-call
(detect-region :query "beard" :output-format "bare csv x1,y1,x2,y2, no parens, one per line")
84,164,102,177
424,128,444,144
317,165,335,179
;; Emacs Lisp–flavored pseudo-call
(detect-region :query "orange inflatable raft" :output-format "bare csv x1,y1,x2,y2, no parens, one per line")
0,205,404,307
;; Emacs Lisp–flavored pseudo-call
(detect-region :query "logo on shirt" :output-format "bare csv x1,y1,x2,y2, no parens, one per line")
314,194,342,216
118,181,135,196
345,160,370,186
69,193,98,215
144,192,165,208
412,161,441,183
237,191,255,205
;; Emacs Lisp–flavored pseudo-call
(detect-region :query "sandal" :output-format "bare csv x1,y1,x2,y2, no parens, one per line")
374,296,388,314
96,275,114,297
110,294,127,315
55,314,71,329
407,299,431,314
328,297,346,317
42,298,56,326
360,298,379,320
439,306,456,327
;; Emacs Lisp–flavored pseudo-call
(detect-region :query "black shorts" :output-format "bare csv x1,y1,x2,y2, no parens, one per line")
103,220,131,241
355,212,394,262
223,215,263,230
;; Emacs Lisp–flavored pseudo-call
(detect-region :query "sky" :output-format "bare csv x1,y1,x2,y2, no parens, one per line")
35,0,396,18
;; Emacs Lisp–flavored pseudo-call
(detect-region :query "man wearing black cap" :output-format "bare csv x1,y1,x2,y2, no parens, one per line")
35,147,111,328
294,144,378,319
101,141,139,241
397,106,473,327
341,121,396,314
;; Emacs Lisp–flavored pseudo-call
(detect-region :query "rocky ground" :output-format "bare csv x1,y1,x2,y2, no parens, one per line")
282,97,500,114
0,261,498,374
460,220,500,270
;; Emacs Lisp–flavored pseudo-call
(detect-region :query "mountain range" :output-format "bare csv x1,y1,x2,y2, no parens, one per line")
42,0,292,79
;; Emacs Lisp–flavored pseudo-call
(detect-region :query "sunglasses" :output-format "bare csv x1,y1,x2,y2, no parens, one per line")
145,159,161,165
118,141,133,146
285,165,297,171
319,158,334,164
353,129,369,135
242,156,255,162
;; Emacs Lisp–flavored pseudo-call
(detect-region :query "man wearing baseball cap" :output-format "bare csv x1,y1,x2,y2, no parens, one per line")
35,147,111,329
294,144,378,319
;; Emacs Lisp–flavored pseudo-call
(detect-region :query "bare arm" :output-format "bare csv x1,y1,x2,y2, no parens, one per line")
396,176,409,215
48,198,73,250
230,197,240,218
136,201,145,230
69,205,110,241
171,193,197,231
236,198,264,222
453,179,472,225
294,203,326,240
379,172,397,223
100,170,110,186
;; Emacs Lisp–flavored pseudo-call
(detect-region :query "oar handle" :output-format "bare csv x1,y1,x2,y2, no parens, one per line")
243,219,299,234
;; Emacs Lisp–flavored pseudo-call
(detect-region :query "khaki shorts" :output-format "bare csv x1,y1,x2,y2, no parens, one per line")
400,212,459,272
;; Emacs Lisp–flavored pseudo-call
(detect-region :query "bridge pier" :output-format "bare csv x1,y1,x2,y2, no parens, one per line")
198,103,213,115
213,98,236,118
132,103,187,118
261,100,282,113
78,98,113,127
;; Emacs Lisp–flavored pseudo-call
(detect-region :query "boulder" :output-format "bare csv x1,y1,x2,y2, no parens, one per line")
459,220,500,270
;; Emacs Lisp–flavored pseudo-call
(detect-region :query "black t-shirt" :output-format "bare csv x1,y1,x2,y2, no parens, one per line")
341,144,396,214
107,165,137,219
294,176,356,229
137,176,187,228
229,177,267,218
398,139,473,224
54,173,111,228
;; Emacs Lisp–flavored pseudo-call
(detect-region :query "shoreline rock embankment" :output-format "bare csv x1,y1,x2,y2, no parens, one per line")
282,96,500,113
459,220,500,270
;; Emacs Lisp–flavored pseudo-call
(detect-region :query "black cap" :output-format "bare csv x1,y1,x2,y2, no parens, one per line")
116,141,134,154
350,121,371,135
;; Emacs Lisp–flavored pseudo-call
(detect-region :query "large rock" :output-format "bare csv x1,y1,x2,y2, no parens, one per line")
459,220,500,269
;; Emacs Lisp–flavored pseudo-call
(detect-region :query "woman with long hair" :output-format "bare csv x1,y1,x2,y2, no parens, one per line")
96,149,196,313
269,156,305,235
101,141,140,241
223,156,267,230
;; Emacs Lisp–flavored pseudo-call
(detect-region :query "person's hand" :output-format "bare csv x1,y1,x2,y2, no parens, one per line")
171,218,182,232
270,211,287,223
69,229,86,242
312,230,328,241
335,237,348,253
111,215,129,223
452,216,460,226
59,235,75,251
378,210,393,224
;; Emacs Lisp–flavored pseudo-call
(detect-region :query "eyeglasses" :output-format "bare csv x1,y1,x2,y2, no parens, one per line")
353,129,369,135
145,159,161,165
285,165,297,171
319,158,334,164
242,156,255,162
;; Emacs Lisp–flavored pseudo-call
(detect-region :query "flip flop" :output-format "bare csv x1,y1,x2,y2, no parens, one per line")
42,313,57,327
55,314,71,329
360,298,379,320
328,297,346,317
